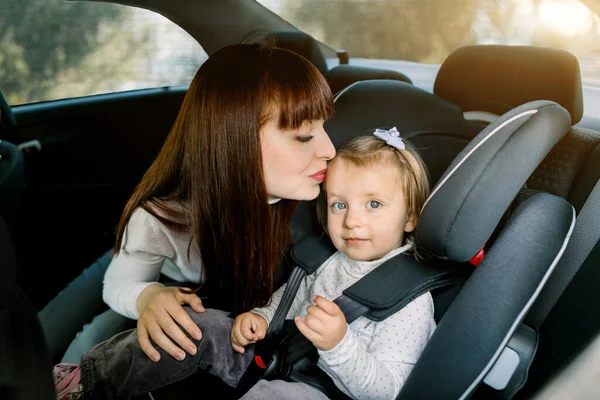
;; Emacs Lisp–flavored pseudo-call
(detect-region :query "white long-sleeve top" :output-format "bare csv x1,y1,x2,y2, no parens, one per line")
251,244,436,400
102,207,202,319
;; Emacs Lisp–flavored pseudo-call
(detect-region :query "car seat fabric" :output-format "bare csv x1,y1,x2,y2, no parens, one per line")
417,100,571,261
388,100,573,399
325,79,487,186
527,126,600,213
400,192,574,400
0,140,55,400
0,140,24,236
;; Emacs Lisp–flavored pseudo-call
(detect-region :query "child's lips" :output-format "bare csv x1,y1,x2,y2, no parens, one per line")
344,237,368,246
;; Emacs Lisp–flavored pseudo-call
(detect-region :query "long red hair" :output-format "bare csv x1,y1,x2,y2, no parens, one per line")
114,38,333,314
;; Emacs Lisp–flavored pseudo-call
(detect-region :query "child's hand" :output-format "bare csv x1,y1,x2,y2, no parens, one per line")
294,295,348,351
230,312,268,353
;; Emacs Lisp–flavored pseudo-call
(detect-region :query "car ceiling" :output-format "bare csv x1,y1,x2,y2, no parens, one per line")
74,0,337,57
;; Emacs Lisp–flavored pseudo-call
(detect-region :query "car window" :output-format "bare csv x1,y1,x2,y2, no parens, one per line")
0,0,208,106
259,0,600,90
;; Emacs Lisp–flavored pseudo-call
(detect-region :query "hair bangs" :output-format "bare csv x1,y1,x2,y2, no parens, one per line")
265,49,333,130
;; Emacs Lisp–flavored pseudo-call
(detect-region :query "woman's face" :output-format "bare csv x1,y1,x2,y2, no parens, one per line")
261,118,336,201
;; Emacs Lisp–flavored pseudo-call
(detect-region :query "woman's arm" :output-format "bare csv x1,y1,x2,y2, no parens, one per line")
318,292,436,400
102,208,204,362
102,208,173,319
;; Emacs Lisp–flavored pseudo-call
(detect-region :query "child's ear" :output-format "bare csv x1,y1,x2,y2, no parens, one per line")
404,216,416,233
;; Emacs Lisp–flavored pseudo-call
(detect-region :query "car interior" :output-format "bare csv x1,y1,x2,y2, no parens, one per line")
1,0,599,399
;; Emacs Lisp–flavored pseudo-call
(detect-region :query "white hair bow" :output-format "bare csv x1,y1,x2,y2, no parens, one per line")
373,127,405,150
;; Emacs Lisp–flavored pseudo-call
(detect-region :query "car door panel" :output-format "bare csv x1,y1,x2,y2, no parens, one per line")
4,88,186,309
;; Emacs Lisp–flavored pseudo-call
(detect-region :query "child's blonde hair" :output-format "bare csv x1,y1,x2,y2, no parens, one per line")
318,134,431,258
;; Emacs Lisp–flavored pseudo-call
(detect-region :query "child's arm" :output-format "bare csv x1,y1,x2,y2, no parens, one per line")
231,276,315,353
231,312,268,353
248,282,287,327
317,292,436,400
250,271,316,326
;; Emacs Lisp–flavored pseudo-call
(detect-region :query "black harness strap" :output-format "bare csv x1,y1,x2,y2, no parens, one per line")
240,235,457,399
343,253,455,321
266,235,337,339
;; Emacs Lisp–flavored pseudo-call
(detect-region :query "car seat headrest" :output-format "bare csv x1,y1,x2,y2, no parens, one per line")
417,100,572,262
294,80,483,245
326,79,484,149
325,65,412,95
273,30,329,75
434,45,583,125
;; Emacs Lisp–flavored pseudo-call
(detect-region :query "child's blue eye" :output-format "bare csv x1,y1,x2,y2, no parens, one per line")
332,202,346,210
367,201,381,209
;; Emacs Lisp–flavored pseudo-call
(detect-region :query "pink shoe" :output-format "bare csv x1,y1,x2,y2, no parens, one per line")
53,363,83,400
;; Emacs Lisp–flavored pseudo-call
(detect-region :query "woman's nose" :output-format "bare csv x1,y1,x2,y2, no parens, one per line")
317,127,336,161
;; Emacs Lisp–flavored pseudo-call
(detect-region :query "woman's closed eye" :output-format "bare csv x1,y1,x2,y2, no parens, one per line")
295,135,314,143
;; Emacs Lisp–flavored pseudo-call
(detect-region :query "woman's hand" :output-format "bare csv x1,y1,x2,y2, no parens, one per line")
294,295,348,351
230,312,268,353
136,284,205,362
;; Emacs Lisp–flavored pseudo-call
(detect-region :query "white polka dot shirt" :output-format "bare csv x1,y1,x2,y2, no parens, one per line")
251,244,436,399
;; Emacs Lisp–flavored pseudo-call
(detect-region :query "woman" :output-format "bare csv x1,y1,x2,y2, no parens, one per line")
43,35,336,369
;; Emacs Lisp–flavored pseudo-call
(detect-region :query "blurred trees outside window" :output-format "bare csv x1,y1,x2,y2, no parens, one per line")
261,0,600,87
0,0,207,105
2,0,598,106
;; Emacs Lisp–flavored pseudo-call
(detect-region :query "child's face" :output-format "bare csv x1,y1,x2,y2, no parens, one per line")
325,158,415,261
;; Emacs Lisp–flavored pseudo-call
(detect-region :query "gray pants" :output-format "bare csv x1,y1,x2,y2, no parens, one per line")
39,249,185,364
241,379,329,400
80,308,329,400
39,249,135,364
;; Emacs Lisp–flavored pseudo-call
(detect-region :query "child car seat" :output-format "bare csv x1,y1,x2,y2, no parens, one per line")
242,98,574,400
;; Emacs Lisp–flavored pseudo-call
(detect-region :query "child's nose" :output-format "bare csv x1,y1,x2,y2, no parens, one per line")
344,208,363,228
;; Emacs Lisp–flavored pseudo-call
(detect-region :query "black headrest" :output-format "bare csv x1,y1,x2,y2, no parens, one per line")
325,65,412,95
434,45,583,125
417,100,571,262
325,80,483,149
273,30,328,75
324,80,486,185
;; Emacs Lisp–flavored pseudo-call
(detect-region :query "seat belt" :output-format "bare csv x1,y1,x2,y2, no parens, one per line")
239,235,456,394
266,235,337,338
525,178,600,328
281,255,455,400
